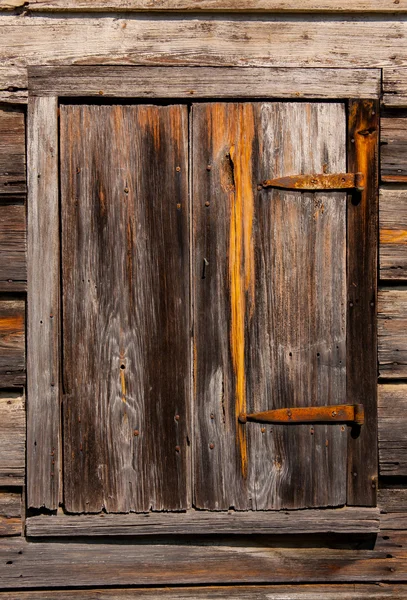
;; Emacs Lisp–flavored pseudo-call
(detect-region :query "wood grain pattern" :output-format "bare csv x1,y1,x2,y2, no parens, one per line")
381,112,407,183
380,188,407,280
1,585,406,600
378,289,407,378
0,391,25,485
60,104,190,513
4,0,407,11
0,67,27,104
378,383,407,475
193,102,347,510
379,488,407,512
346,100,379,506
0,532,406,588
0,299,25,387
0,491,21,536
383,68,407,107
2,16,407,69
25,507,380,537
27,96,60,510
0,107,26,196
28,66,381,100
0,202,26,291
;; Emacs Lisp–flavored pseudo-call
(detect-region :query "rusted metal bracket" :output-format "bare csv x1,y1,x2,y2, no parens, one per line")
261,172,365,192
238,404,364,426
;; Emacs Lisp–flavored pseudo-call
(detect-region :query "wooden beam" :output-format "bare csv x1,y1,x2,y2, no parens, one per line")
27,96,60,510
1,16,407,69
28,66,381,99
0,390,25,485
378,384,407,475
2,0,407,12
347,100,379,506
0,299,25,387
0,533,405,588
380,188,407,280
25,508,380,537
378,289,407,378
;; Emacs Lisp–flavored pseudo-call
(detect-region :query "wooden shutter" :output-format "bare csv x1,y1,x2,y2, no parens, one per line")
192,102,347,510
60,105,190,513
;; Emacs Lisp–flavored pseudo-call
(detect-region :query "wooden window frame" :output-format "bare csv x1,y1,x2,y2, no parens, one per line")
26,66,380,537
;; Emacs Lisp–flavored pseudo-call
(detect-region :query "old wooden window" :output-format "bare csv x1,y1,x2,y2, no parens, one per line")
26,67,380,535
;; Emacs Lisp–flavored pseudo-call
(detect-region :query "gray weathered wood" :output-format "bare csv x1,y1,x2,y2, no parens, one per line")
1,585,406,600
3,0,407,11
378,289,407,378
383,68,407,107
0,491,21,536
0,202,26,291
61,104,190,513
0,67,27,104
0,532,405,588
193,102,347,510
28,66,381,100
346,100,379,506
0,107,26,196
380,188,407,280
379,488,407,512
25,507,380,537
0,391,25,485
381,112,407,183
378,383,407,475
2,16,407,69
0,300,25,387
27,95,60,510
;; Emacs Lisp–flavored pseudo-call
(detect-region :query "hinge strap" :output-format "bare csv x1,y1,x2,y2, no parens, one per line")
239,404,364,426
262,172,365,192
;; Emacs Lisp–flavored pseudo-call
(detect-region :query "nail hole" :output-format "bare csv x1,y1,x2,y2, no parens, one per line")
120,364,125,370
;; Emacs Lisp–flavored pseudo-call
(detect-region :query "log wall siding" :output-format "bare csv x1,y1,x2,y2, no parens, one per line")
1,6,407,598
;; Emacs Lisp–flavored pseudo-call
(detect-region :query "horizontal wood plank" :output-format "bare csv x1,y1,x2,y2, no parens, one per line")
0,202,26,291
379,488,407,512
0,584,406,600
378,289,407,377
0,67,27,104
29,66,381,99
0,532,406,588
381,112,407,183
3,0,407,11
0,300,25,387
383,68,407,107
0,491,21,536
2,16,407,69
378,384,407,475
380,188,407,280
25,508,380,537
0,107,26,196
0,391,25,485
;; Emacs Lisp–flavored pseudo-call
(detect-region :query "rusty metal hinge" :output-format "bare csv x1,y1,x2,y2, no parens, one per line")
261,172,365,192
238,404,364,426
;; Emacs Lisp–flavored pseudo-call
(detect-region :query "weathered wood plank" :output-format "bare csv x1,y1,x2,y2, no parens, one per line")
0,533,406,588
0,299,25,387
0,391,25,485
61,104,190,513
29,66,381,99
383,68,407,108
347,100,379,505
381,112,407,183
379,488,407,512
0,67,27,104
378,289,407,378
0,491,21,536
0,202,26,291
27,96,59,510
378,384,407,475
2,16,407,69
3,0,407,12
380,188,407,280
0,107,26,196
193,102,347,510
25,508,380,537
1,585,406,600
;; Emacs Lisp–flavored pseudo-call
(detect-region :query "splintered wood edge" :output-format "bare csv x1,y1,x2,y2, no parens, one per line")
25,507,381,537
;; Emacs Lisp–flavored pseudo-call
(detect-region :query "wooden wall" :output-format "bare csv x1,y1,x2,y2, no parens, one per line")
2,2,407,597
